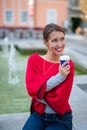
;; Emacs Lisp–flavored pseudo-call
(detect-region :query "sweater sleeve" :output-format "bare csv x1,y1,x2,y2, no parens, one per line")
46,73,65,91
25,56,49,99
44,60,74,115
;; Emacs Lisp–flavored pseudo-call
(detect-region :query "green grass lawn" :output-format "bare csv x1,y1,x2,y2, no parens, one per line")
0,50,87,114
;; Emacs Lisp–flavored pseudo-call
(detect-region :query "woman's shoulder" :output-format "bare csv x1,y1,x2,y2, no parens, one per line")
69,59,74,66
69,59,74,73
28,52,42,62
29,52,38,58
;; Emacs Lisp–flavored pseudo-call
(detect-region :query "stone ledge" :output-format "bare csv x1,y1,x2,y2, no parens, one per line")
0,112,29,130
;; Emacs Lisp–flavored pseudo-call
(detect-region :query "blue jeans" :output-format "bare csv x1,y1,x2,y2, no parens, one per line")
22,111,72,130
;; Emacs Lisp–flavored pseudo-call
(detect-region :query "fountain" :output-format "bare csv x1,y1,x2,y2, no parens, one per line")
8,43,20,84
2,36,9,58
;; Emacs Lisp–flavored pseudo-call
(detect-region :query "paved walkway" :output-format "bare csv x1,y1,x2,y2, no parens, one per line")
0,34,87,130
70,75,87,130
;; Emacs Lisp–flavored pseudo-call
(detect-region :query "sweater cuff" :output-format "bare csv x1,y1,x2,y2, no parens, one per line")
57,73,65,82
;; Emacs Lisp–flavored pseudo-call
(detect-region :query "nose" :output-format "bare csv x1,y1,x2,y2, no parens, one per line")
57,40,63,46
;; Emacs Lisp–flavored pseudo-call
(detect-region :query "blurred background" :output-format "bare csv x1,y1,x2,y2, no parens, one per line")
0,0,87,40
0,0,87,114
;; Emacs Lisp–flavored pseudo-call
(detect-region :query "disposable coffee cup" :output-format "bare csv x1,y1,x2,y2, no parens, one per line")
60,55,70,65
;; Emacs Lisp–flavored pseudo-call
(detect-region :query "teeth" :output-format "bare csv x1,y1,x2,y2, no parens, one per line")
56,48,61,51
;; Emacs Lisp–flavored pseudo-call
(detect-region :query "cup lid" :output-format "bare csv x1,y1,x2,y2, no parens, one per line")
60,55,70,60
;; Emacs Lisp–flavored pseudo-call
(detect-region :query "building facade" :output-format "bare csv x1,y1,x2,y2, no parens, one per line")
0,0,68,39
68,0,87,33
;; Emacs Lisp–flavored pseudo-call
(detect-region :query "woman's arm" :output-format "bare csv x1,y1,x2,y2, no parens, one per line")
25,56,49,99
46,73,65,91
44,60,74,114
46,61,70,91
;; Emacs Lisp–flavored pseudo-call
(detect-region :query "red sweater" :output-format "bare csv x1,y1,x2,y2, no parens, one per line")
25,52,74,115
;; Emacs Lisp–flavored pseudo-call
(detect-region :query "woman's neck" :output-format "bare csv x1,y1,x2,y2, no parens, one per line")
44,52,60,63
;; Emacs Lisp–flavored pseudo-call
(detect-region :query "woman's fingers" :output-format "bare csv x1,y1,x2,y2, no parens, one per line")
59,63,70,78
61,61,68,67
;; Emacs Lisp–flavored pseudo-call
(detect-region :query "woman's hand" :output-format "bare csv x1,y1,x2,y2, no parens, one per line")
59,61,70,79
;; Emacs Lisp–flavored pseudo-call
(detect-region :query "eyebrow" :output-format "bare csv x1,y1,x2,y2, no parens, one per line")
50,36,65,40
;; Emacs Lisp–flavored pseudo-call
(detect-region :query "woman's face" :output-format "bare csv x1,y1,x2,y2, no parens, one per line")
45,31,65,56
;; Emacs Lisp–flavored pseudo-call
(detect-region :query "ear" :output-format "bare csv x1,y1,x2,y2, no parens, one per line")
44,40,48,47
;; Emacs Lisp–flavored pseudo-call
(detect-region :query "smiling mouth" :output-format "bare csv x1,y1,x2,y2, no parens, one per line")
55,48,63,52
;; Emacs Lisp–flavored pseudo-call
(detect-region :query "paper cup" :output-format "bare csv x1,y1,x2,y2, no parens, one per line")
60,55,70,65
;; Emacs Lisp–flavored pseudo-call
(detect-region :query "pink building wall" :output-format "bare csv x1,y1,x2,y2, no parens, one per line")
0,0,68,28
0,0,4,26
35,0,68,28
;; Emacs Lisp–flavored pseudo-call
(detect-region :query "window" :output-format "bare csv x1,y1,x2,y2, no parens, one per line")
4,10,14,24
20,10,28,24
46,9,57,24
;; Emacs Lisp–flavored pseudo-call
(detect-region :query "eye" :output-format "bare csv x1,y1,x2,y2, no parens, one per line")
51,38,58,43
60,37,65,42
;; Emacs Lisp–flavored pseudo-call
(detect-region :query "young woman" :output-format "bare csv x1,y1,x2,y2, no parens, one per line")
22,23,74,130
